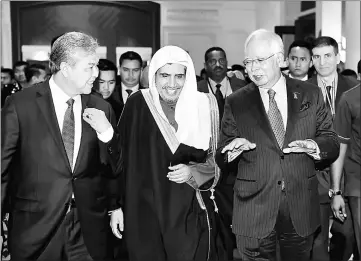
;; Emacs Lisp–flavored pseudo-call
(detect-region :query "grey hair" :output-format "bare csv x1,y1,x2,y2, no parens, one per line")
49,32,99,74
244,29,284,55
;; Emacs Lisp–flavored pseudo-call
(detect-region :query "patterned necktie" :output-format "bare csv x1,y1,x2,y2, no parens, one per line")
215,84,224,119
62,98,75,169
267,89,285,148
126,89,133,97
325,85,332,114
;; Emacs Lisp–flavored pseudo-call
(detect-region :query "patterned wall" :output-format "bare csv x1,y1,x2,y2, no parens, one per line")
11,1,160,64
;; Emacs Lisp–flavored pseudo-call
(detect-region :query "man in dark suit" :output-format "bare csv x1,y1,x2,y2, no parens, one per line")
1,32,122,261
92,59,123,122
116,51,144,114
197,47,247,259
216,29,339,261
308,36,359,261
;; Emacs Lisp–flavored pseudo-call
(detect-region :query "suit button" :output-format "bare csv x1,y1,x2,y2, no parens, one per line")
108,147,113,154
277,181,282,185
280,155,284,160
72,177,77,181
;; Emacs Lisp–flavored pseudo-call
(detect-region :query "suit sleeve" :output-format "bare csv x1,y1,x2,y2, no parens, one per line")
215,97,239,170
104,103,123,177
1,96,19,218
313,87,340,166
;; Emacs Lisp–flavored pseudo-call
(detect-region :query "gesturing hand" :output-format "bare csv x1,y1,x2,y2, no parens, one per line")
110,208,124,239
283,140,317,154
168,164,192,183
83,108,111,134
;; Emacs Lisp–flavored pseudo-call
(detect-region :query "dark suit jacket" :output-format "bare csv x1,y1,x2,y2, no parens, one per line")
1,80,122,260
308,74,359,202
197,76,247,94
216,77,339,238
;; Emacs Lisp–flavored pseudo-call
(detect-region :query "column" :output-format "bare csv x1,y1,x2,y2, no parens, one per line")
345,1,360,72
1,1,13,68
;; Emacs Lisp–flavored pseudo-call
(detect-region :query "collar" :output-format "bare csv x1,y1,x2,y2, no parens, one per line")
317,72,338,87
121,83,139,92
49,76,81,105
259,74,286,95
289,73,308,81
208,76,228,88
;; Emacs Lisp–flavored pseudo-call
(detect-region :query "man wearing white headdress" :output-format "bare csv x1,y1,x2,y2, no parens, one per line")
103,45,227,261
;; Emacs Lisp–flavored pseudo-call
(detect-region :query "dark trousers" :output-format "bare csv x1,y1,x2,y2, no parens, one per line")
349,197,361,260
35,206,93,261
235,192,313,261
312,202,356,261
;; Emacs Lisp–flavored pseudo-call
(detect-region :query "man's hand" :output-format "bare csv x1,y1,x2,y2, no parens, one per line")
283,140,317,154
331,195,347,222
83,108,111,134
110,208,124,239
221,138,256,163
168,164,192,183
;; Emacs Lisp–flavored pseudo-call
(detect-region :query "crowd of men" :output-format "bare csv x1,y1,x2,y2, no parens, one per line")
1,30,360,261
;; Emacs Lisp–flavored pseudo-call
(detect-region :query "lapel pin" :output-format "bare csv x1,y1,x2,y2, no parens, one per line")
293,92,300,99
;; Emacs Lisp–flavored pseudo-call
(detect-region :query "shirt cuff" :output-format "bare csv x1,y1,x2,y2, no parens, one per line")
227,148,243,162
108,207,122,216
97,126,114,143
305,139,321,160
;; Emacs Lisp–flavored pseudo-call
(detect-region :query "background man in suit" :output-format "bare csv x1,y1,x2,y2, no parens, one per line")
197,47,247,259
118,51,143,109
1,32,121,261
216,29,339,261
93,59,123,122
286,40,313,81
308,36,359,261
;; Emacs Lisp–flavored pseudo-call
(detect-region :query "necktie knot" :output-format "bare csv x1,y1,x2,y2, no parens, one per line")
126,89,133,97
267,88,276,100
66,98,74,108
326,86,332,96
215,84,222,89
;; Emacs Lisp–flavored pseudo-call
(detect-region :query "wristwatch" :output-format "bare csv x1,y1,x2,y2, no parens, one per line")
328,189,342,199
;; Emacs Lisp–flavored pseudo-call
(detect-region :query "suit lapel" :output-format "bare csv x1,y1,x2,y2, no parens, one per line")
199,79,210,93
335,74,349,106
283,78,300,147
247,83,281,152
36,82,72,173
228,77,238,92
73,95,91,174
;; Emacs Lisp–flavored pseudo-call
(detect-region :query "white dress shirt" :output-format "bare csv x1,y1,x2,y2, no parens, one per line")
49,77,114,172
289,73,308,81
121,83,139,104
259,75,288,130
207,77,233,98
49,77,82,171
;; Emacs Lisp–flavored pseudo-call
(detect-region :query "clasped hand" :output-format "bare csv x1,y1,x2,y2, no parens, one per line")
83,108,111,134
167,164,192,183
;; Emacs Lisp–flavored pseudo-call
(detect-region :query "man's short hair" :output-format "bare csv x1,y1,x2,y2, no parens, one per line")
231,64,245,72
312,36,339,55
357,60,361,74
97,59,117,74
118,51,142,68
13,61,29,71
287,40,312,56
1,68,14,79
204,47,227,62
341,69,357,79
49,32,99,74
25,64,46,82
244,29,284,55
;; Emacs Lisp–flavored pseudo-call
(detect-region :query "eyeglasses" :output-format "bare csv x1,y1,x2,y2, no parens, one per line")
243,53,278,68
206,58,227,66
